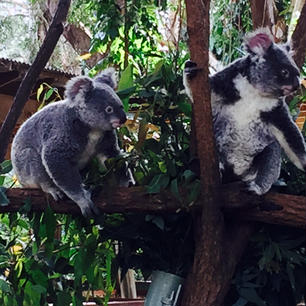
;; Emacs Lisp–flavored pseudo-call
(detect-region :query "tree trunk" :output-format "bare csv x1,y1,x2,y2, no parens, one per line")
251,0,274,29
0,0,71,162
292,2,306,69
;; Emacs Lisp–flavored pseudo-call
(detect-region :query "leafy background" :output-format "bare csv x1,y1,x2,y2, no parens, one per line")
0,0,305,305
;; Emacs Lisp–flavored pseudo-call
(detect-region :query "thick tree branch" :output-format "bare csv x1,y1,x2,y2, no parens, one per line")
2,186,305,228
0,0,71,162
251,0,273,29
292,2,306,69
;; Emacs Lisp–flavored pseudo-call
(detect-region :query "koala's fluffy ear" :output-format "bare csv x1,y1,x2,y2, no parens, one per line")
94,68,118,89
65,76,93,102
244,28,274,56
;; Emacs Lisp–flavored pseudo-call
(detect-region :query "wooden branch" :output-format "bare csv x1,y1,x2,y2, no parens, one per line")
183,0,229,304
0,0,71,162
292,2,306,69
251,0,273,29
3,187,306,228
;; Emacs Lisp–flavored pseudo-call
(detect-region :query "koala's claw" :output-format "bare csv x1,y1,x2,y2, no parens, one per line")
79,201,100,218
184,60,201,79
244,181,265,196
47,188,65,201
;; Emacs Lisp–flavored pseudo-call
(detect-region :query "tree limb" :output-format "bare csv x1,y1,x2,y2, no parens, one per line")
292,2,306,69
3,186,305,227
0,0,71,162
251,0,273,29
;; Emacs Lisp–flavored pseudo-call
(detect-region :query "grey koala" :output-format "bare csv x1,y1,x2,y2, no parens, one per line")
184,28,306,195
11,68,133,217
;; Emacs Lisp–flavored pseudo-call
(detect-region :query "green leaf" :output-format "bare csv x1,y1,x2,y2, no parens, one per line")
117,86,136,98
233,297,248,306
183,170,196,183
56,291,71,306
0,279,11,293
31,284,47,294
0,176,4,186
170,178,180,200
0,187,9,206
31,269,48,288
286,262,295,290
20,198,32,214
147,174,170,194
36,84,44,101
158,161,167,173
152,59,164,75
239,288,266,306
0,160,12,174
44,88,54,100
147,215,165,230
118,64,134,112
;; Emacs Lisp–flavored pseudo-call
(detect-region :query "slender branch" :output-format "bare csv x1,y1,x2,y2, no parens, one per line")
0,0,71,162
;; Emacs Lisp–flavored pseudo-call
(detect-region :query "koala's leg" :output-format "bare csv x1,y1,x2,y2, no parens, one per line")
41,150,99,218
246,142,281,195
12,147,64,200
96,130,135,187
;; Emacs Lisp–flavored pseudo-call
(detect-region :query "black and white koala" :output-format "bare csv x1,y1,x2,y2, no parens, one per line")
11,68,133,217
184,28,306,195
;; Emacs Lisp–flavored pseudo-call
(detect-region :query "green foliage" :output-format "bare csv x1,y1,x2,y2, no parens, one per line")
210,0,252,64
1,1,305,305
69,0,169,74
226,226,306,306
100,213,194,279
0,209,116,306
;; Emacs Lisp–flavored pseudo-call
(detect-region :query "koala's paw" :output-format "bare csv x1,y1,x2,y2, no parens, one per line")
119,168,135,187
184,60,200,79
79,200,100,218
245,181,267,196
42,185,65,201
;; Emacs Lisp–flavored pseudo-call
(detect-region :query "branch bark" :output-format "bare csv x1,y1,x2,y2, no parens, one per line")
0,0,71,162
292,2,306,69
3,186,306,228
182,0,232,304
251,0,273,29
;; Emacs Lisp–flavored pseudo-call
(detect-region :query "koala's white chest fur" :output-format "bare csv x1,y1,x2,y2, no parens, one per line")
214,75,278,176
78,130,104,168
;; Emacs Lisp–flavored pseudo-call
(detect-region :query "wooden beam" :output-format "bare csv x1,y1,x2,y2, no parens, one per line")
3,186,305,229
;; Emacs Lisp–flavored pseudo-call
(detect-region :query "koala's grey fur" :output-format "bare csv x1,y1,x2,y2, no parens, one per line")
11,68,133,217
184,28,306,195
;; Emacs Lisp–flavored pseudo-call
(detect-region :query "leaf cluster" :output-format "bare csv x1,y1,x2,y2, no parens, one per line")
226,225,306,306
0,206,116,306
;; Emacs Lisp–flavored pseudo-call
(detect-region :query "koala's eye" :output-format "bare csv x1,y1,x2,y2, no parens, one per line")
281,69,290,79
105,106,113,114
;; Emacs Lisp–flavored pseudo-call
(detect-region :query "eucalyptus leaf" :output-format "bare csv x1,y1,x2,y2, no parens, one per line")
0,160,12,174
0,187,9,206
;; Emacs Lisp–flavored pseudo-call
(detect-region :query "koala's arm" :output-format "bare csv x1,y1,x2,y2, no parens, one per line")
247,141,282,195
183,60,201,102
96,130,121,165
261,103,306,171
42,144,99,217
96,130,135,186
